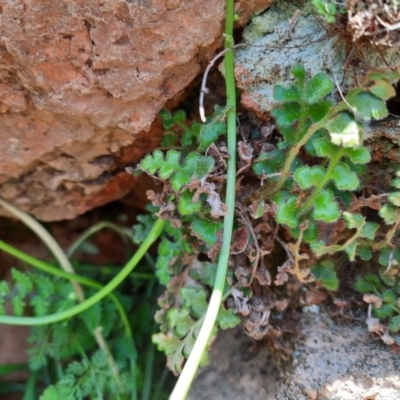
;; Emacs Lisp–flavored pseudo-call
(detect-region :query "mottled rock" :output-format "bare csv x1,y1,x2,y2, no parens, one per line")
275,311,400,400
235,0,400,118
0,0,272,221
188,311,400,400
188,327,280,400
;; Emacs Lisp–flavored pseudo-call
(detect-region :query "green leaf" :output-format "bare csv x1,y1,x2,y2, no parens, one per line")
140,150,170,175
343,212,364,229
190,262,217,288
388,192,400,207
344,241,358,261
367,70,400,85
382,289,397,305
152,332,181,356
391,178,400,189
253,149,285,175
161,119,174,130
291,220,319,243
368,79,396,101
132,212,157,244
180,287,208,319
159,109,172,121
272,102,301,127
346,91,388,121
313,190,340,223
161,133,178,147
0,281,10,315
313,0,337,22
167,308,193,338
216,306,240,329
354,276,374,293
307,100,332,122
331,163,359,190
291,64,306,82
303,220,319,243
311,260,339,291
325,112,362,147
365,273,384,289
373,304,393,318
355,245,373,261
178,190,201,215
276,196,299,228
192,156,215,179
159,110,174,129
342,146,371,164
191,218,223,245
389,315,400,333
40,385,61,400
11,296,25,317
378,247,400,267
274,85,300,102
313,136,338,158
160,151,181,179
280,125,296,145
173,109,186,123
379,203,400,225
11,269,32,296
294,166,325,189
303,73,333,104
198,120,226,151
79,301,102,331
359,221,379,240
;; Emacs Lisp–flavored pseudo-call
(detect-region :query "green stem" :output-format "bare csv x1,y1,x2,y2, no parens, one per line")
0,218,165,326
0,239,132,337
300,147,344,214
22,370,38,400
66,221,132,259
169,1,236,399
274,119,326,194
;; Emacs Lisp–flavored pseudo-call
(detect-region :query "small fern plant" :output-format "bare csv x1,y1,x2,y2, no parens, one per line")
136,108,240,375
252,64,399,284
0,208,169,400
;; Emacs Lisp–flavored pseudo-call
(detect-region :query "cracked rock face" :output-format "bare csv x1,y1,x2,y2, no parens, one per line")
0,0,271,221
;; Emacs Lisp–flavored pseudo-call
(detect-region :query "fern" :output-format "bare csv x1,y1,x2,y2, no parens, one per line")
251,64,399,282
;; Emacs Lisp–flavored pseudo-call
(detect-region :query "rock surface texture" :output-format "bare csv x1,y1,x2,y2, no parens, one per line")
275,310,400,400
0,0,272,221
235,0,400,118
188,311,400,400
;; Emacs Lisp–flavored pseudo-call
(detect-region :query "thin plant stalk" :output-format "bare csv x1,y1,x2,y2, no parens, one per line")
0,239,132,337
66,221,131,259
0,198,84,299
169,0,236,398
0,199,123,380
0,218,166,325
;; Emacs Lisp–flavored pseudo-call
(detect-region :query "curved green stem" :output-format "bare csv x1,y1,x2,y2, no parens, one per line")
169,1,236,399
299,147,345,214
274,120,326,194
0,198,84,300
0,218,165,326
0,239,132,337
67,221,132,259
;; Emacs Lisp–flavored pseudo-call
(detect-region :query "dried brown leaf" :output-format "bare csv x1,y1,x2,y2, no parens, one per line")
381,328,395,345
363,293,383,308
231,288,251,316
366,315,385,334
274,299,289,312
274,260,293,286
305,289,327,306
231,226,249,254
254,267,271,286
